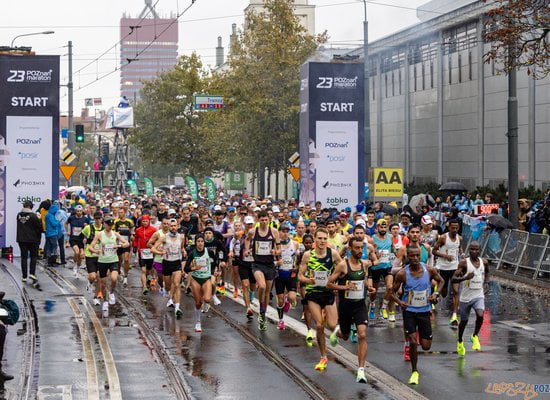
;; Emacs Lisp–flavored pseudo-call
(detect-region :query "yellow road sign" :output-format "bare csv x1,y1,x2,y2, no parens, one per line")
289,167,300,182
372,168,403,198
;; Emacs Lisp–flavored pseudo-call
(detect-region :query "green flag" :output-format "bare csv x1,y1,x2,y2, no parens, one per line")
204,178,216,201
144,177,154,196
127,179,139,196
186,175,199,201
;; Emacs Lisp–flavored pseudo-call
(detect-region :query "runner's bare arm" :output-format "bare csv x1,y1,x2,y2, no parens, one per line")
327,260,348,290
298,251,314,285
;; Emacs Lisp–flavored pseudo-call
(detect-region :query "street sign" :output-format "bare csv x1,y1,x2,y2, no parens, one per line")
225,172,245,190
85,98,93,107
194,95,224,110
289,167,300,182
288,152,300,167
59,165,77,181
93,98,102,106
61,149,76,165
61,128,68,139
371,168,403,199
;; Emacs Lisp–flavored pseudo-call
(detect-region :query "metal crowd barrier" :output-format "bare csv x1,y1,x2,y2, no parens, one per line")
461,224,550,281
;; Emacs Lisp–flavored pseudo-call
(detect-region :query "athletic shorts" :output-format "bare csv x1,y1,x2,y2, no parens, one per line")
402,310,432,340
117,246,131,256
153,261,163,275
238,261,257,284
192,276,210,286
459,297,485,321
98,262,120,278
85,257,98,274
338,299,368,335
138,254,154,270
438,269,456,292
305,291,335,309
252,262,276,281
371,268,391,284
274,274,297,295
162,260,181,276
69,239,84,249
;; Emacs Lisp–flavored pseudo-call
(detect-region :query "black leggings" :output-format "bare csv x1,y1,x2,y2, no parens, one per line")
18,242,39,279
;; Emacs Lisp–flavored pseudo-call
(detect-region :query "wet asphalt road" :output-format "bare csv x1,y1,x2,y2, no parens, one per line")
1,256,550,400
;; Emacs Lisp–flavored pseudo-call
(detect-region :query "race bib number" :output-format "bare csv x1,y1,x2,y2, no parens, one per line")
72,227,82,236
379,249,390,264
165,245,181,261
280,257,293,271
195,257,209,272
189,234,196,244
314,270,329,287
219,251,224,260
409,290,429,307
468,273,483,290
344,280,364,300
140,249,153,259
103,244,116,256
256,241,272,256
243,253,254,262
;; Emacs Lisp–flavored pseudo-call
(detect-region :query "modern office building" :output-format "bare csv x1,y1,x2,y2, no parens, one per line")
347,0,550,190
120,1,178,103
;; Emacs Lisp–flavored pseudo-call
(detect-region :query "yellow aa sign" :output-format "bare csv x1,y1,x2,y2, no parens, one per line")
372,168,403,198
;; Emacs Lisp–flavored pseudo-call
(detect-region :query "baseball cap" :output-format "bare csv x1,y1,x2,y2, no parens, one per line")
290,210,300,218
377,218,388,226
272,206,280,213
400,211,411,217
421,215,433,225
232,201,240,207
355,218,366,226
141,215,151,221
339,213,348,219
298,201,305,208
244,216,255,224
345,207,352,213
253,207,261,212
75,205,83,210
168,209,176,215
227,207,236,212
279,224,290,231
214,205,222,211
260,204,267,210
130,204,136,209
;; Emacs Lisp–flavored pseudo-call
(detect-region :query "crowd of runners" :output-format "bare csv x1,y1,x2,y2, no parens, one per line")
17,192,490,386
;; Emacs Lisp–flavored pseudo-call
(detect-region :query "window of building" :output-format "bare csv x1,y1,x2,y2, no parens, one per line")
448,55,452,84
458,53,462,83
391,71,395,96
443,21,478,55
430,61,434,88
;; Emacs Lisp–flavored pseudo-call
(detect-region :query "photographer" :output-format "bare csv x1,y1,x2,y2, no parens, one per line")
16,200,43,284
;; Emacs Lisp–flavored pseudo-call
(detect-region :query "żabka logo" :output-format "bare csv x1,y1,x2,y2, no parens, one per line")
326,197,349,206
17,195,42,203
7,69,53,83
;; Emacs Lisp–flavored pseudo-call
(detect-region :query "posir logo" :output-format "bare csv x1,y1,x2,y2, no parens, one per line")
18,152,38,159
7,69,53,83
325,142,348,148
16,138,42,145
327,155,345,162
316,76,358,89
326,197,349,206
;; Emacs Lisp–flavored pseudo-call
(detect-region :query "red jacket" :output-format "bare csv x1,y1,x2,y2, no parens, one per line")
133,225,157,250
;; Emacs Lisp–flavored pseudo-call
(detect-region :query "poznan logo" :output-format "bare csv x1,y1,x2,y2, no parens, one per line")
7,69,53,83
325,142,349,148
16,138,42,145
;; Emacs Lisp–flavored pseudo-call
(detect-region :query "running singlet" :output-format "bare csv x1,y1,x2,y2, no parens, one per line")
82,224,103,258
114,218,134,243
68,215,87,240
164,233,182,262
190,248,212,280
401,263,432,313
338,259,366,301
98,231,118,263
279,240,296,278
459,257,485,303
437,233,460,271
305,248,334,294
372,235,392,270
252,227,276,266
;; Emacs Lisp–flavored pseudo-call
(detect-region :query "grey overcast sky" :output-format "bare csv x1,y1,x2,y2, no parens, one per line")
0,0,428,113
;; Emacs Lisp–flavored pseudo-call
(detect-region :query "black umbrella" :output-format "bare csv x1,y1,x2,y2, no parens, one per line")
381,204,398,215
439,182,467,192
485,214,514,230
158,185,170,191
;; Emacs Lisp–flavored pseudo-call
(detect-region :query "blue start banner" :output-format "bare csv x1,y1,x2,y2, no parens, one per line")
0,54,60,250
299,62,365,209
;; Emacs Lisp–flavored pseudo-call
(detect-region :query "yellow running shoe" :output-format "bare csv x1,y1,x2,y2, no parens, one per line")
388,311,396,322
449,313,458,326
380,308,388,319
314,357,328,371
305,329,314,347
470,334,481,351
408,371,419,385
457,340,466,357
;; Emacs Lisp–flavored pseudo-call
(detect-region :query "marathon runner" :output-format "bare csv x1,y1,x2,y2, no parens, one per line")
236,216,257,319
452,241,489,357
392,245,444,385
67,204,88,277
298,227,343,371
275,225,299,330
328,237,375,383
297,233,314,345
326,219,346,251
370,219,395,321
148,218,170,296
203,227,227,306
114,208,135,287
82,211,103,305
133,215,157,295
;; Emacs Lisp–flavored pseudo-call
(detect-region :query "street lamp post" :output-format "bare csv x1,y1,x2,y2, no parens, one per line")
10,31,54,47
361,1,371,182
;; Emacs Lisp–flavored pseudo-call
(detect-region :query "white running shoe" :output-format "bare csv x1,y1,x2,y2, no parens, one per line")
159,287,166,296
108,293,116,305
194,323,202,332
201,303,210,313
73,267,78,277
213,295,221,306
93,298,101,306
166,298,174,308
123,277,128,287
102,301,109,311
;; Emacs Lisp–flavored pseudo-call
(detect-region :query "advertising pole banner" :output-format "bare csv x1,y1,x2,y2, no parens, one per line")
204,178,216,202
185,175,198,201
0,55,60,251
144,177,154,196
299,62,365,209
127,179,139,196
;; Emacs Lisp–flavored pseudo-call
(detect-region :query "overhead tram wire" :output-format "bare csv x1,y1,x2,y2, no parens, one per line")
74,0,199,93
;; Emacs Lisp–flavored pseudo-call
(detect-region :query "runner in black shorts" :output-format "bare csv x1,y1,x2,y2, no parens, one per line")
67,205,88,276
274,225,299,330
236,217,257,319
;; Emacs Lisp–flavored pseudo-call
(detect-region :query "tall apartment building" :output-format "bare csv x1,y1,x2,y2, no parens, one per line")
120,2,178,103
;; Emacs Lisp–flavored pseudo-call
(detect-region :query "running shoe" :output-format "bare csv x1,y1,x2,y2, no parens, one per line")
217,284,226,295
93,297,101,306
277,320,285,330
314,357,328,371
329,328,339,346
356,368,367,384
202,303,210,313
388,311,396,322
233,289,239,299
408,371,419,385
403,343,411,361
159,288,166,297
102,301,109,312
150,278,157,290
175,308,183,318
108,293,116,305
283,296,291,313
380,308,388,319
449,313,458,326
194,323,202,332
123,277,128,287
213,295,222,306
73,267,78,277
143,287,150,295
29,275,38,284
166,299,174,308
457,340,466,357
305,329,314,346
369,305,376,320
246,308,254,320
22,278,27,283
258,314,267,331
470,334,481,351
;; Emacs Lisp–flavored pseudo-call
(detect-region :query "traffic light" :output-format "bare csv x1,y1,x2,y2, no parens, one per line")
75,124,84,143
